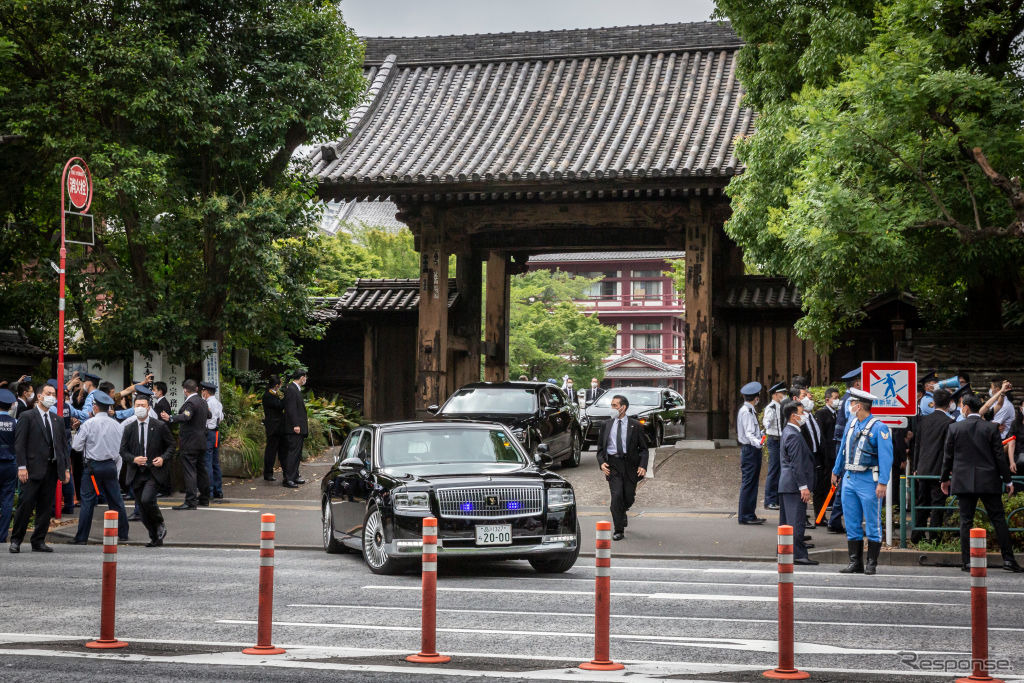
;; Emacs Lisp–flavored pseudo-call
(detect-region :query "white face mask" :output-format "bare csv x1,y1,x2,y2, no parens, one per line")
134,406,149,419
591,383,598,389
610,406,622,418
830,398,842,409
40,395,56,409
801,397,814,412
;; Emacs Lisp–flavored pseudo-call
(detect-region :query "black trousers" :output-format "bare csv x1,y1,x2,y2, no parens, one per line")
605,456,638,533
10,462,58,546
133,475,165,541
812,465,830,524
912,480,948,541
780,492,809,560
263,432,288,478
179,449,209,507
69,449,84,501
284,433,304,483
958,493,1016,566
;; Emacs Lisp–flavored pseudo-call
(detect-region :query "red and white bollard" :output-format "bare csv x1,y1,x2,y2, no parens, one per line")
242,513,286,655
580,520,624,671
763,525,808,680
957,528,1003,683
85,510,127,649
407,516,450,664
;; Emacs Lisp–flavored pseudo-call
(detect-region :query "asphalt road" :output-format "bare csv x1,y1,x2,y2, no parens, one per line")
2,547,1023,682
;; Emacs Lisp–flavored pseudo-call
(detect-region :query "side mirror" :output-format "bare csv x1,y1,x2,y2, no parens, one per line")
533,443,552,468
427,404,440,415
340,457,364,469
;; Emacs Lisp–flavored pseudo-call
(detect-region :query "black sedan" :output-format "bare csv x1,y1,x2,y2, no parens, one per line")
429,381,582,468
320,420,580,575
581,387,685,448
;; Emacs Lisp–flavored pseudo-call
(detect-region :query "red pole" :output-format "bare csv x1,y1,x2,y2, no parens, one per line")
407,516,450,663
242,513,286,655
85,511,127,649
956,528,1004,683
764,525,808,680
579,520,624,671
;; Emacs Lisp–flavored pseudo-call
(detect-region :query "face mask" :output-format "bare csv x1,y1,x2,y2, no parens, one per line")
610,407,622,418
41,395,56,409
26,393,35,401
135,406,148,419
830,398,842,409
591,383,598,389
801,397,814,411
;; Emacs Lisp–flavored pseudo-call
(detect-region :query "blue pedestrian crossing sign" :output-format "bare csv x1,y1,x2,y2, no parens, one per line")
861,361,918,416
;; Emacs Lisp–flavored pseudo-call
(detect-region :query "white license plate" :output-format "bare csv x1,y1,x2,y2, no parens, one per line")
475,524,512,546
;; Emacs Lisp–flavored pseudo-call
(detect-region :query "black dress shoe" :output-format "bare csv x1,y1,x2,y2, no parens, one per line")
1002,560,1024,573
612,531,625,541
198,500,210,507
794,557,819,565
9,541,20,553
128,513,142,522
263,475,276,482
738,518,765,525
172,504,197,510
805,543,815,549
294,478,306,485
31,543,54,552
156,524,167,541
827,526,845,534
282,480,299,489
962,564,970,572
802,535,812,541
145,539,163,548
765,503,780,510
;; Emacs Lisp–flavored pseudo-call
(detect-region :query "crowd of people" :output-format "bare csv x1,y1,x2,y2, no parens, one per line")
0,367,311,552
736,369,1024,574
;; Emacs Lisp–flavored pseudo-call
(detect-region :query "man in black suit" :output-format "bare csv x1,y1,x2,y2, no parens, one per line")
941,394,1024,572
779,400,818,565
813,388,840,522
261,375,287,482
911,388,954,542
584,378,605,407
9,383,71,553
596,394,649,540
122,395,176,546
161,379,210,510
152,381,172,419
282,369,309,488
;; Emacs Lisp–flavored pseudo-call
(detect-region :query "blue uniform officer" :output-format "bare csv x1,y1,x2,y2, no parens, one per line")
0,389,18,543
831,387,893,575
918,371,938,416
828,367,862,534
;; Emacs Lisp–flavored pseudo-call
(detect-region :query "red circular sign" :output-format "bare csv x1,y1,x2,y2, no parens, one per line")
67,164,91,210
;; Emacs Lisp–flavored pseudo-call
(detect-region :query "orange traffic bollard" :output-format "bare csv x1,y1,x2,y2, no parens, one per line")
579,520,624,671
764,525,808,680
242,513,286,655
407,517,450,663
957,528,1003,683
85,511,127,649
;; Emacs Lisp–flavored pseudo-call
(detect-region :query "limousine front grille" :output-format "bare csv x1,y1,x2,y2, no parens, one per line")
436,486,544,519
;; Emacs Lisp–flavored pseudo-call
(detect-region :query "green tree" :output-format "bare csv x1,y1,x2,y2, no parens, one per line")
509,270,615,381
716,0,1024,348
310,232,382,296
0,0,365,364
664,259,685,297
349,224,421,279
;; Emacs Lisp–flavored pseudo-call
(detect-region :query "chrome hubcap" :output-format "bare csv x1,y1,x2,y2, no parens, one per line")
572,433,581,463
363,509,388,568
322,502,332,549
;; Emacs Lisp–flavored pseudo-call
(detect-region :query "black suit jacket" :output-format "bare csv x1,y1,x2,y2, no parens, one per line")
120,418,176,487
14,408,69,480
584,387,605,405
913,410,954,476
815,407,836,456
167,393,209,452
941,416,1009,495
262,390,286,435
800,412,827,468
779,424,815,493
283,382,308,435
596,416,649,470
153,397,172,418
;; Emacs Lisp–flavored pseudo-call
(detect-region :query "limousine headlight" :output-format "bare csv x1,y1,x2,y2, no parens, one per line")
547,487,575,509
393,490,431,513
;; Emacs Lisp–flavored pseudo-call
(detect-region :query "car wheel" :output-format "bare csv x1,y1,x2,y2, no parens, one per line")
362,504,406,575
563,430,581,468
322,498,346,554
528,521,581,573
656,423,664,448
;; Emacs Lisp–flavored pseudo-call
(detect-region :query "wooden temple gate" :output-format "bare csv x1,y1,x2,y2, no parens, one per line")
311,22,763,439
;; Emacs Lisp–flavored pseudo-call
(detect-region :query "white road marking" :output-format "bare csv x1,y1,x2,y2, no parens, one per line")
285,603,1024,632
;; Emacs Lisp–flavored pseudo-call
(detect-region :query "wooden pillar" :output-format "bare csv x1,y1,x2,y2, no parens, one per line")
362,324,377,422
416,214,449,414
684,199,715,440
484,250,510,382
450,252,482,388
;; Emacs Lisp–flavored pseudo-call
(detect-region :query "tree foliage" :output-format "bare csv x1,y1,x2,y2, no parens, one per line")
716,0,1024,348
509,270,615,382
348,224,421,279
0,0,365,365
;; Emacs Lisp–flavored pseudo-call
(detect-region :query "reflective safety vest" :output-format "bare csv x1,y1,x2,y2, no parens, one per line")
844,417,881,471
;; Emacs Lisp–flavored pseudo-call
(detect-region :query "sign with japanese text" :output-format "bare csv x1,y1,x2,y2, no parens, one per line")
201,340,220,391
861,361,918,417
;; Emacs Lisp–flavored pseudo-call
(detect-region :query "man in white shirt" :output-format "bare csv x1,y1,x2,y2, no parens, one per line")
737,381,766,525
984,380,1015,439
71,391,129,543
761,382,787,510
200,381,225,499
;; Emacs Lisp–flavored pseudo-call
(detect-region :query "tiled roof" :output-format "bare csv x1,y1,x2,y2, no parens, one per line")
338,278,458,314
529,251,685,263
0,328,45,357
603,349,683,375
311,22,753,199
897,333,1024,372
604,367,685,379
320,199,406,234
720,277,802,310
310,297,343,322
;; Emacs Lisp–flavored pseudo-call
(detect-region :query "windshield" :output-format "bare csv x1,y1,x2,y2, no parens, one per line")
380,428,527,468
592,390,661,407
441,388,537,414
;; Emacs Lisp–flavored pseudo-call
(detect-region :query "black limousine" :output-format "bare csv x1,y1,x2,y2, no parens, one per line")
320,420,580,574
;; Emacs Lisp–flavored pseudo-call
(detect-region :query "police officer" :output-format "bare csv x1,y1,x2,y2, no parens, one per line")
200,381,224,499
737,381,766,525
831,388,893,575
71,391,130,543
0,389,17,544
163,379,211,509
918,371,938,416
762,382,786,510
828,368,862,534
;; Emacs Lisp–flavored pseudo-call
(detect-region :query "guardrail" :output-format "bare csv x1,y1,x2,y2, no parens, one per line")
898,473,1024,548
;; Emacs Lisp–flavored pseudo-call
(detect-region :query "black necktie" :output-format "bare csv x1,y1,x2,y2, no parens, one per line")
139,422,146,459
617,419,625,455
